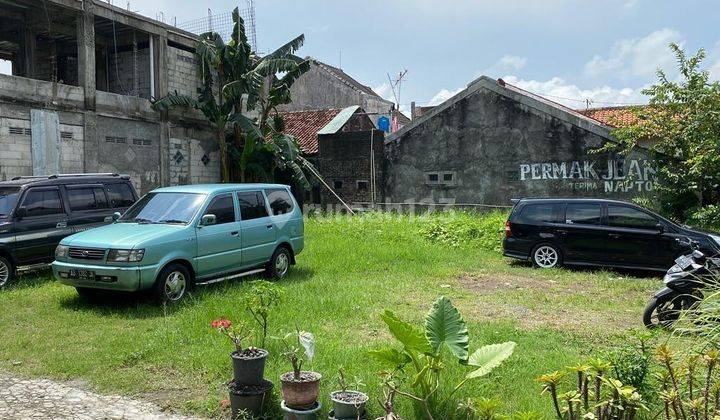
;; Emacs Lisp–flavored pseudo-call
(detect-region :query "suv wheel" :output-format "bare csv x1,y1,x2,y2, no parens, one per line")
532,244,562,269
154,263,192,303
0,256,15,289
266,247,292,279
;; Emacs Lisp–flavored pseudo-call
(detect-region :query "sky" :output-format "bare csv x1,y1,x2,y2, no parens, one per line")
3,0,719,113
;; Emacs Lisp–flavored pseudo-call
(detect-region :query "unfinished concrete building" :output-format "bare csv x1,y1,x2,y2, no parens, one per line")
0,0,220,194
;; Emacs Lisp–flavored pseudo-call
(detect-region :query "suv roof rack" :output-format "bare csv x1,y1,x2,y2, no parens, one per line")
11,173,129,181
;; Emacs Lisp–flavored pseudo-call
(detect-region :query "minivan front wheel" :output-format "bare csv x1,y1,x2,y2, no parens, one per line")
154,264,191,303
0,256,14,289
267,247,292,279
532,244,562,269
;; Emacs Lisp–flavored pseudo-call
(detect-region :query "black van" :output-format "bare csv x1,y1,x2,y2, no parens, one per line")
503,198,720,271
0,173,138,287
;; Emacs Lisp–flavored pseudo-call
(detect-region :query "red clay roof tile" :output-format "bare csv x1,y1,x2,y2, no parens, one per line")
280,108,343,155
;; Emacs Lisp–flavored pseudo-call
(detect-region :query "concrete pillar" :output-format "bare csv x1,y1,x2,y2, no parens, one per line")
77,2,96,110
83,112,99,173
153,34,170,186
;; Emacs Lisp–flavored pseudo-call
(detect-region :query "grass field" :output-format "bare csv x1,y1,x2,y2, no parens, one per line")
0,212,662,417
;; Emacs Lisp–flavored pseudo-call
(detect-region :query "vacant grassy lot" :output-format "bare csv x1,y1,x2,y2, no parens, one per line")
0,212,661,417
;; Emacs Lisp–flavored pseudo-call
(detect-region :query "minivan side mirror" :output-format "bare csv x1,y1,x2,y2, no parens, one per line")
14,206,27,219
200,214,216,226
655,223,665,234
112,212,122,222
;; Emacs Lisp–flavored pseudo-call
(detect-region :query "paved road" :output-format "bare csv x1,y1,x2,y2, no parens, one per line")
0,373,197,419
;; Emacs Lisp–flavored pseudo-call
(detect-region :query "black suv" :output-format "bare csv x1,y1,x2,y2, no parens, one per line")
0,173,138,287
503,198,720,272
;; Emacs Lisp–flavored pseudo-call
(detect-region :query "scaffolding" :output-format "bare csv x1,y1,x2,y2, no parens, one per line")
177,1,257,51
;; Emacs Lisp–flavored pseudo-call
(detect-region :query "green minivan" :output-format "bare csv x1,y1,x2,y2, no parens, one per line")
52,184,303,303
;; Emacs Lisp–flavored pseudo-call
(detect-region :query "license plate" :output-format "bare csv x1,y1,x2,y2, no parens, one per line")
70,269,95,280
675,255,694,269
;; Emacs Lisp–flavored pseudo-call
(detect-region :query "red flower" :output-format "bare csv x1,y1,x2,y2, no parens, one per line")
211,318,232,329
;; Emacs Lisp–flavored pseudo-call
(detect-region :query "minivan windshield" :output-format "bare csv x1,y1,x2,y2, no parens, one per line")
119,192,206,224
0,188,19,218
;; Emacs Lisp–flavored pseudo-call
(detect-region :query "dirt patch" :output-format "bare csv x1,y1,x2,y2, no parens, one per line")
457,272,652,336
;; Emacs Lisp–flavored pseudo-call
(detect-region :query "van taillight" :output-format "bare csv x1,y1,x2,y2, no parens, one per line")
504,220,512,238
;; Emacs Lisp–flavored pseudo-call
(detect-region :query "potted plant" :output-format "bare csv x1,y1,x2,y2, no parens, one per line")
212,318,274,417
211,318,269,386
276,329,321,410
330,369,369,419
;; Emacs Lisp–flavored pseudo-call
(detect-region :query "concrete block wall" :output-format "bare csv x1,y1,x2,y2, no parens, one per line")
0,117,32,180
108,48,151,99
167,46,200,98
59,123,84,174
189,139,220,184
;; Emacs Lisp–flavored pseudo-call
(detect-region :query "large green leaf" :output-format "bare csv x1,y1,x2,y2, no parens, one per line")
380,310,432,354
465,342,516,379
424,296,469,362
367,347,411,368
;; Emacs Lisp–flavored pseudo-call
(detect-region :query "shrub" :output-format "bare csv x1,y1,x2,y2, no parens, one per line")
687,204,720,231
419,211,508,251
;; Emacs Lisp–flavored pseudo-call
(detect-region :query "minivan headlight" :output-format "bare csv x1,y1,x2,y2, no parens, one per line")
55,244,69,259
107,249,145,262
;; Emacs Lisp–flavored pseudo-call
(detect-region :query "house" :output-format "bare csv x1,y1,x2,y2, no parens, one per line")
383,76,654,207
281,106,384,207
279,58,410,129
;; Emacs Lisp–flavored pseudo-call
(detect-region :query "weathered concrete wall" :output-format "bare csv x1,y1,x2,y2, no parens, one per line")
384,82,653,206
167,46,199,98
168,125,220,186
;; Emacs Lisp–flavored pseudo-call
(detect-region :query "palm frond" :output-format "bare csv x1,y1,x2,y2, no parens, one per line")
151,92,200,112
264,34,305,61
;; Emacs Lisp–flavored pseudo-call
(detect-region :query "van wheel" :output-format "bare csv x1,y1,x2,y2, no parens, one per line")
266,247,292,279
154,263,192,304
532,244,562,269
0,256,15,289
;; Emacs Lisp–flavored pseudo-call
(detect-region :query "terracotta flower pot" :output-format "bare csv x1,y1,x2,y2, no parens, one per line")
231,348,268,386
280,371,322,410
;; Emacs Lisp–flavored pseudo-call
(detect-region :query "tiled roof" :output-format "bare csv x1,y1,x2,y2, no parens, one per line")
577,106,643,128
280,108,343,155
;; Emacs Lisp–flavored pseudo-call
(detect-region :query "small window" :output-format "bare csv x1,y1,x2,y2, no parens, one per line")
237,191,269,221
427,173,439,183
356,180,369,191
565,203,602,225
266,189,294,216
517,204,560,224
443,173,454,182
607,205,657,229
106,183,135,208
204,194,236,224
67,187,97,211
22,188,64,217
333,180,343,190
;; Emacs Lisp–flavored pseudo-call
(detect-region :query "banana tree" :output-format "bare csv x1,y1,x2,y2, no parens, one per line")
369,296,516,419
152,7,312,186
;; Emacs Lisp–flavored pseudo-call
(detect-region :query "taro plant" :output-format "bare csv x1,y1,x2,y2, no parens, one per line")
538,359,647,420
275,329,315,379
368,295,516,419
243,280,283,347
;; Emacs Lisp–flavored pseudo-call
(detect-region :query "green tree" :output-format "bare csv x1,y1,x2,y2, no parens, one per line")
602,43,720,221
152,8,313,188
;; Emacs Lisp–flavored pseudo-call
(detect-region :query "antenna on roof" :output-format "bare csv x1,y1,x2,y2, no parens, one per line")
387,70,408,109
585,98,593,110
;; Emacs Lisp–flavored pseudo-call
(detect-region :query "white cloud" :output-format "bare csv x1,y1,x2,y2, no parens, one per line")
497,55,527,71
584,28,683,79
428,87,465,106
501,75,647,108
0,59,11,75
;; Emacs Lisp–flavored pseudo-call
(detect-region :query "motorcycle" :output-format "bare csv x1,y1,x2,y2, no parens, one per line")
643,249,720,328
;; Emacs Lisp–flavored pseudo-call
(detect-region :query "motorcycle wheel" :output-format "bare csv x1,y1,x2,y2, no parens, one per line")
643,293,698,329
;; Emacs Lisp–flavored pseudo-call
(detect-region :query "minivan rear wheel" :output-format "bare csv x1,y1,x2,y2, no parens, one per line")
532,244,562,269
266,247,292,279
0,256,14,289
